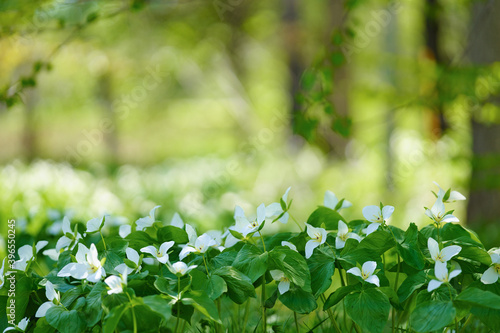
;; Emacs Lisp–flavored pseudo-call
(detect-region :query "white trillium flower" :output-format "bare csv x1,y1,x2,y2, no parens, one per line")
335,221,362,249
105,272,128,295
56,216,83,252
206,230,226,252
141,241,175,264
0,258,5,289
265,187,292,224
433,182,466,202
362,205,394,236
226,204,267,247
119,225,132,238
305,223,327,259
170,212,184,228
281,241,297,252
35,281,60,318
115,248,142,275
57,243,106,283
86,216,106,233
136,205,161,231
179,234,217,260
347,261,380,286
3,317,29,333
168,261,197,276
43,249,60,261
428,263,461,292
324,191,352,211
427,237,461,271
481,250,500,284
425,198,459,223
14,241,48,271
270,270,291,294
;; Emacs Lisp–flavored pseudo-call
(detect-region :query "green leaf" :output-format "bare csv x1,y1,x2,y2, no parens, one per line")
207,274,227,300
397,270,427,303
183,290,221,322
125,231,158,250
103,303,130,333
307,249,335,297
324,284,361,310
8,275,32,322
34,317,56,333
232,244,268,283
269,247,311,292
60,285,84,308
455,287,500,309
279,286,317,314
213,266,256,304
344,288,390,333
396,223,425,270
307,207,346,230
142,295,172,322
466,282,500,331
46,306,87,333
157,226,189,244
357,229,395,256
410,300,456,332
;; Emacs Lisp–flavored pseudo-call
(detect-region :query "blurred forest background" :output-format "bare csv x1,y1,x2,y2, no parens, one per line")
0,0,499,250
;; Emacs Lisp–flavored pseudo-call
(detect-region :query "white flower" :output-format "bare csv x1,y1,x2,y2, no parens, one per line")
56,216,83,252
265,187,292,224
481,250,500,284
206,230,225,252
3,317,29,332
136,205,161,231
105,273,127,295
14,241,48,271
179,234,217,260
0,258,5,289
425,197,459,223
119,225,131,238
335,221,362,249
362,223,381,236
270,270,290,294
324,191,352,211
86,216,106,233
57,243,106,283
281,241,297,252
35,281,60,318
226,204,267,247
168,261,197,276
347,261,380,286
305,223,327,259
170,212,184,228
362,205,394,236
115,248,142,275
428,263,461,292
427,237,461,271
43,249,60,261
141,241,175,264
433,182,466,202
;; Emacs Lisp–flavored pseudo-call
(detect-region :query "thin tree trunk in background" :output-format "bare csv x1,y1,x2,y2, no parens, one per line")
97,72,119,166
23,88,38,162
465,0,500,247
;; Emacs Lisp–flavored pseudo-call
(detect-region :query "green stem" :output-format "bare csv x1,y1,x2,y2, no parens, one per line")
392,254,401,333
320,294,341,333
460,314,473,333
174,277,181,333
261,274,267,333
243,299,250,331
100,231,107,251
202,253,210,275
294,312,299,333
125,292,137,333
338,266,346,287
259,231,267,252
436,222,441,247
216,298,222,333
289,214,304,232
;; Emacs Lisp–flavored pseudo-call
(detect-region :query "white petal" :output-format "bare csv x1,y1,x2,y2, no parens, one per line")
45,281,57,301
86,217,102,233
170,213,184,228
305,240,320,259
257,203,266,224
35,241,48,253
88,267,105,282
126,248,140,265
149,205,161,220
141,246,158,257
56,236,72,252
159,241,175,255
319,229,328,245
75,243,90,263
18,245,33,261
179,246,197,260
281,241,297,251
14,259,28,271
381,206,395,220
87,244,100,267
364,223,381,235
448,191,466,202
17,318,29,331
234,206,245,219
135,217,153,231
491,252,500,264
431,199,445,217
365,275,380,287
362,206,381,222
224,234,240,248
442,215,459,223
278,280,290,294
362,261,377,276
62,216,72,234
428,279,443,292
448,268,461,281
185,224,198,245
57,263,78,277
305,223,318,239
35,302,54,318
427,237,440,261
265,203,282,217
142,258,155,266
337,220,348,236
335,237,345,249
347,267,362,278
282,187,291,202
278,212,289,224
115,264,133,275
270,270,285,281
481,267,499,284
348,233,362,242
324,191,339,209
441,245,461,262
119,225,131,238
434,261,448,281
341,200,353,209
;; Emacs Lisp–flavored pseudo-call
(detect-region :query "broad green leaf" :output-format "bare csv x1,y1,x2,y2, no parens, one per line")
344,288,390,333
213,266,256,304
396,223,425,270
397,270,427,303
307,250,335,297
357,229,395,256
210,250,238,269
306,207,346,230
410,300,456,332
142,295,172,322
125,231,158,250
183,290,221,322
60,285,83,308
455,287,500,309
279,286,317,314
102,303,130,333
157,226,189,244
324,284,361,310
83,282,107,327
466,282,500,331
34,317,56,333
232,244,268,283
46,306,87,333
207,274,227,300
8,275,32,323
269,247,311,292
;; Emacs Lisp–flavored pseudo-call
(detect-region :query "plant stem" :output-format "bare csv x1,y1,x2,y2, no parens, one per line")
243,299,250,332
460,314,472,333
259,231,267,252
392,253,401,333
125,292,137,333
261,274,267,333
436,222,441,246
294,312,299,333
174,277,181,333
100,231,107,251
289,214,304,232
338,266,346,287
202,253,210,275
320,294,341,333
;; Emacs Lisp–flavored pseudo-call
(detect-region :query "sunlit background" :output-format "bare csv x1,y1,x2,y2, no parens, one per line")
1,0,499,253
